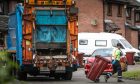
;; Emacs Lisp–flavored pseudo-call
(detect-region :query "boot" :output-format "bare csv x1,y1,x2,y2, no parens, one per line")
117,79,124,82
104,75,109,82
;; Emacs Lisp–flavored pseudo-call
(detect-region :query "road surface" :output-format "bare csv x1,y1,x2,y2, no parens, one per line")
11,68,140,84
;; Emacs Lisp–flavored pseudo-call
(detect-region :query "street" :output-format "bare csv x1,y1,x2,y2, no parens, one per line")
11,67,140,84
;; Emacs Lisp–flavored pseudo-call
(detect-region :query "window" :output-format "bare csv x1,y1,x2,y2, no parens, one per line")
111,39,124,49
111,39,119,47
95,40,107,46
91,48,113,57
126,8,132,20
107,4,112,16
120,39,133,49
79,40,88,45
135,12,140,22
0,2,3,14
117,5,123,17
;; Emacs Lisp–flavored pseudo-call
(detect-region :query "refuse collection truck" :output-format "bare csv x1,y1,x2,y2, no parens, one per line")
16,0,78,80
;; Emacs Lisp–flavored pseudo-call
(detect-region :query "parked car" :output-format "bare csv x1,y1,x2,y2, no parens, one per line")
84,48,128,75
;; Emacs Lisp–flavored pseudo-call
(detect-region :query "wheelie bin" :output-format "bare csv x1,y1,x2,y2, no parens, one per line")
126,52,135,65
77,53,84,67
86,55,110,82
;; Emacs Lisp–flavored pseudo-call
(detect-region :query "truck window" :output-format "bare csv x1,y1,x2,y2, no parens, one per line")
79,40,88,45
95,40,107,46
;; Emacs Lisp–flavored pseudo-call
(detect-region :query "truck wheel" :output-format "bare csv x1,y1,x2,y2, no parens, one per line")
64,72,72,80
54,75,60,80
17,71,27,80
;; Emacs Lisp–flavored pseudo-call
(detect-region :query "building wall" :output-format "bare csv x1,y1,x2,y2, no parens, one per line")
76,0,104,32
104,3,126,36
125,28,131,44
131,31,138,48
9,1,18,13
126,7,139,49
0,0,19,15
125,28,138,48
135,18,140,49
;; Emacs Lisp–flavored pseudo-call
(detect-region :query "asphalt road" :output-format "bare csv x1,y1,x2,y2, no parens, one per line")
11,67,140,84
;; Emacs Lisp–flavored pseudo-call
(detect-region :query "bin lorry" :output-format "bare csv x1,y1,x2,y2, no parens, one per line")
8,0,78,80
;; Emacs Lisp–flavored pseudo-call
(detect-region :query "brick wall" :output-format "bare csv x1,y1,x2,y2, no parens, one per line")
125,28,139,48
76,0,104,32
125,8,139,48
131,31,138,48
104,3,126,37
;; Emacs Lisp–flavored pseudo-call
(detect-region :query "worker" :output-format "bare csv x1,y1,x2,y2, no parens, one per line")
105,43,124,82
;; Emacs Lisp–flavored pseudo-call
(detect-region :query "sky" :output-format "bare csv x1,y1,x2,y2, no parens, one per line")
137,0,140,2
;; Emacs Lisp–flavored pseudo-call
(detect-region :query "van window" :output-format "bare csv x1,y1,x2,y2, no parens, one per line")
120,39,133,49
112,39,119,47
95,40,107,46
112,39,124,49
79,40,88,45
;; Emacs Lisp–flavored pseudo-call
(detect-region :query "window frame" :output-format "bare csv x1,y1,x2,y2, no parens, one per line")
95,40,107,47
126,7,132,20
107,3,112,16
79,39,88,45
117,5,123,17
0,2,4,14
135,12,140,22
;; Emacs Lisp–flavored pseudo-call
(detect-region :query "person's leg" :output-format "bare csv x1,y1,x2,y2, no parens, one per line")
105,72,112,82
117,62,123,82
113,64,117,74
105,64,116,82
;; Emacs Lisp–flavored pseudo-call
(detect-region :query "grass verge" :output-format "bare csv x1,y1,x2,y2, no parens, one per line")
136,62,140,64
122,70,140,80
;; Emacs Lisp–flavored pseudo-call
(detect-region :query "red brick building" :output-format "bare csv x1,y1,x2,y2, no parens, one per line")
77,0,104,32
77,0,140,49
125,0,140,49
135,8,140,49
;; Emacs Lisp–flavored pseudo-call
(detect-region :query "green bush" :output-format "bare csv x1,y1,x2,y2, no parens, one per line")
0,50,16,84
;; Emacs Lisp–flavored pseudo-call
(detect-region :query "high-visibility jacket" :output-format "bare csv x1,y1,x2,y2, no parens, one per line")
112,48,121,61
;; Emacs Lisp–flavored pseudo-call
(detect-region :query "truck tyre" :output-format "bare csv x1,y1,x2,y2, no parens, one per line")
54,75,60,80
17,71,27,80
64,71,72,80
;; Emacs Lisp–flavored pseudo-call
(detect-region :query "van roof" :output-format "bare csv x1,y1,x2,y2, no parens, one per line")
78,32,125,39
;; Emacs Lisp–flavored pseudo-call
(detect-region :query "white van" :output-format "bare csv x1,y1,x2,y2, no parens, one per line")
78,32,140,61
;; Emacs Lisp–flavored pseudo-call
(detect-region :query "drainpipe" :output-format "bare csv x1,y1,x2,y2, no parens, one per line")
103,0,105,32
124,4,127,39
